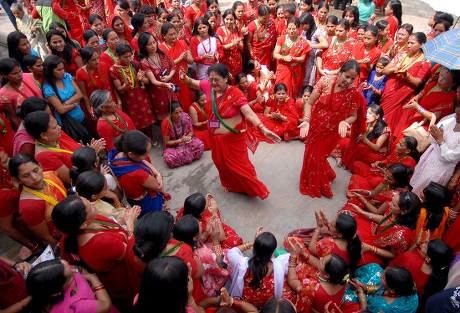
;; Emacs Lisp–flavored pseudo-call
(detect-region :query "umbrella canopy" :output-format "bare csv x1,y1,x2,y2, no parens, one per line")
420,0,460,17
422,28,460,70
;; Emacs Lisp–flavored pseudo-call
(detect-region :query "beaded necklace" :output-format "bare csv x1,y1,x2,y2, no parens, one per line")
102,112,128,133
255,20,268,42
85,67,105,90
120,64,137,89
106,48,117,62
332,37,347,53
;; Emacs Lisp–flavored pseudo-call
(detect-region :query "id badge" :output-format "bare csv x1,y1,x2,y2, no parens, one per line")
209,120,220,129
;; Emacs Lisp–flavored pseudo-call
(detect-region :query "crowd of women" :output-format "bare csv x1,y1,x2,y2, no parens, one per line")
1,0,460,311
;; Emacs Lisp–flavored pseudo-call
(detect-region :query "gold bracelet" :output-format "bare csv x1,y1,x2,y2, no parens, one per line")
184,76,191,85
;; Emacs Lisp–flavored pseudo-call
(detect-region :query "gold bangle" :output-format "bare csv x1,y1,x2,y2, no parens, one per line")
184,76,191,85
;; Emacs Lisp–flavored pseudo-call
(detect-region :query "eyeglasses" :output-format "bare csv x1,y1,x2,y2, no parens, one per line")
209,77,223,83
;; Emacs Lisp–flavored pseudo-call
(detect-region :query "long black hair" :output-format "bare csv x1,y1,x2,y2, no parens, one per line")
385,265,416,296
70,146,98,183
7,31,29,68
246,232,277,289
46,29,74,65
135,256,189,313
183,192,207,219
173,214,200,249
299,12,316,41
335,213,361,273
422,182,448,230
51,195,87,254
324,254,349,284
26,259,66,312
42,54,66,101
388,0,402,26
138,32,165,60
133,211,175,262
366,104,388,141
395,191,421,230
192,17,217,37
424,239,453,298
388,162,414,189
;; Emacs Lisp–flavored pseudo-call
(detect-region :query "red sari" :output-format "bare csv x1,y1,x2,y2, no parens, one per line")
216,26,243,79
60,0,84,44
275,35,311,98
176,206,243,249
254,96,299,141
109,61,155,129
73,215,135,311
358,209,414,266
348,151,416,191
392,81,456,142
35,134,81,172
319,37,356,77
380,52,431,136
205,86,270,199
243,2,259,24
342,125,391,172
97,109,137,152
247,19,277,69
189,102,211,150
353,42,381,82
0,74,43,110
386,16,398,41
184,2,207,28
299,76,366,198
378,36,394,56
159,40,193,113
389,251,429,295
75,63,116,102
140,54,179,121
241,82,263,113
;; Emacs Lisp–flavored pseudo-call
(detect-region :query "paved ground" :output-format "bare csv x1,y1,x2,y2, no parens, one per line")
0,0,445,259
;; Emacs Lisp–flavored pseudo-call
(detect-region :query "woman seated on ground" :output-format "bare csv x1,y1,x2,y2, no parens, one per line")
344,264,418,313
189,91,211,151
70,146,123,204
348,136,417,192
52,195,140,312
390,239,452,299
108,130,167,215
307,211,361,273
286,239,349,313
73,171,125,224
91,90,137,153
253,83,299,142
173,214,221,301
13,97,51,156
346,162,414,210
42,55,91,144
338,104,391,172
9,153,66,249
26,259,115,313
127,212,203,293
346,191,421,266
161,101,204,168
409,182,449,251
135,256,202,313
235,72,265,114
227,230,296,309
176,192,243,249
23,111,104,186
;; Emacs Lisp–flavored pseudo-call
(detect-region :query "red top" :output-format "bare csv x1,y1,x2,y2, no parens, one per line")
205,86,247,119
100,51,117,68
35,134,80,172
184,2,207,28
389,251,429,295
75,63,115,102
97,110,137,152
64,48,81,77
353,42,381,80
312,283,346,312
386,16,399,41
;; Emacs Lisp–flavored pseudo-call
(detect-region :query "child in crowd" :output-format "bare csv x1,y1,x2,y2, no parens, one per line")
362,57,389,106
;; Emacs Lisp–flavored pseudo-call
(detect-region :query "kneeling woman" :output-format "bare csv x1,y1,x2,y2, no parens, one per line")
254,83,299,142
161,101,204,168
109,130,168,215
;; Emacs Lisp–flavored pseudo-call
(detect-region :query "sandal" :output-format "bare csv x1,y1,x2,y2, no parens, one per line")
151,140,162,148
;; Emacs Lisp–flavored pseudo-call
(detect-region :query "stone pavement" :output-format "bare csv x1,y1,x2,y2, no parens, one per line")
0,0,449,259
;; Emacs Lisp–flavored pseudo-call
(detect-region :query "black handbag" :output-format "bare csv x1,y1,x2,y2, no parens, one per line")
59,114,92,144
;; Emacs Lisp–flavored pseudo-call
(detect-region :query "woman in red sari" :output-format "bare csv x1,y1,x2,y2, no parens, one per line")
384,0,402,39
316,19,356,80
9,154,66,249
376,20,394,56
394,67,459,142
108,14,132,46
139,32,178,121
273,17,311,98
246,5,277,70
184,0,207,30
349,136,417,192
176,192,243,249
159,22,194,113
189,91,211,150
52,195,140,312
76,47,115,134
254,83,298,142
380,32,432,136
99,29,119,69
110,44,155,138
347,191,421,266
353,25,381,83
235,72,264,113
216,10,243,80
385,23,411,60
298,60,366,198
341,104,391,172
205,63,280,199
